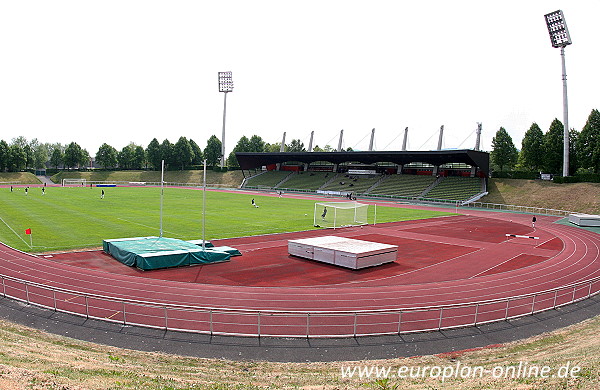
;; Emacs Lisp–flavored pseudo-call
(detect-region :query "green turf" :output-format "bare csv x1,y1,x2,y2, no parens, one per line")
0,186,454,252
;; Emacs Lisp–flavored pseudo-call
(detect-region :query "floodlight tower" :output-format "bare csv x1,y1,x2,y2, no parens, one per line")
218,71,234,169
544,10,572,177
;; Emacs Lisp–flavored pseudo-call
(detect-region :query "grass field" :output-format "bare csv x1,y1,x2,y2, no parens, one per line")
0,186,453,252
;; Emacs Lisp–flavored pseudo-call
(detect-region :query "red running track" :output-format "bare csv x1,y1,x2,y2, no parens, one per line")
0,204,599,337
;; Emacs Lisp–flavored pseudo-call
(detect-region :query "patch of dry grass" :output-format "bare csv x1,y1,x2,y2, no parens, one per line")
484,179,600,214
0,315,597,389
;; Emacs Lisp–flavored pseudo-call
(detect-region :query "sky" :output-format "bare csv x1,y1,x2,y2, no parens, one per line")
1,1,599,157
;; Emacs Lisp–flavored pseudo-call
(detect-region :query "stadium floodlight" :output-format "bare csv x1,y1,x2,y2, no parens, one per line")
544,10,572,177
218,71,233,169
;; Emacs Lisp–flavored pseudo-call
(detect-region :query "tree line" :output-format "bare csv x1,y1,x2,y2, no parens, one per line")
3,109,596,174
491,109,599,175
0,133,321,172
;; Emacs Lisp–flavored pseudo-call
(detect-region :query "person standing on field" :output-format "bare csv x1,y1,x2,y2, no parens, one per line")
101,189,105,199
532,215,536,228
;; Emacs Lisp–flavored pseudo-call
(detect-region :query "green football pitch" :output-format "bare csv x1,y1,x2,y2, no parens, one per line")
0,186,454,252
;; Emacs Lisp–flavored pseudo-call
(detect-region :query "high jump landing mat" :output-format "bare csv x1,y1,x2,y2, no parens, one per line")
102,236,232,270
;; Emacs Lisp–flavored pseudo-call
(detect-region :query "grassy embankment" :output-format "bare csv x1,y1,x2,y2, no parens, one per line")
0,314,597,389
50,170,244,188
482,178,600,215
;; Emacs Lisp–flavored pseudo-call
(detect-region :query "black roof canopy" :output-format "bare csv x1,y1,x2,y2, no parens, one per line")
236,150,490,177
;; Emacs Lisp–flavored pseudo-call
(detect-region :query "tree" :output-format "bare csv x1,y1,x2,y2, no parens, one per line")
159,139,173,168
264,143,281,152
117,145,134,169
0,140,9,171
31,140,50,169
520,123,545,171
8,143,26,171
287,139,305,152
133,145,146,169
543,119,565,174
173,136,193,170
248,135,265,152
577,109,600,173
189,139,203,165
64,142,85,169
96,143,118,169
49,145,64,169
203,135,222,167
146,138,161,170
490,127,518,171
569,128,580,175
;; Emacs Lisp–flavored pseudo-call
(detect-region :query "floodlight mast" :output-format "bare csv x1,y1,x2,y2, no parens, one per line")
218,71,234,169
544,10,572,177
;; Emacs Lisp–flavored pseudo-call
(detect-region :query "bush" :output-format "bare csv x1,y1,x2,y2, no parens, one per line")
553,173,600,184
491,171,539,180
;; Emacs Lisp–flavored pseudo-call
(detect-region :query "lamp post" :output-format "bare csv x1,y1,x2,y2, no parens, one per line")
218,71,234,169
544,10,572,177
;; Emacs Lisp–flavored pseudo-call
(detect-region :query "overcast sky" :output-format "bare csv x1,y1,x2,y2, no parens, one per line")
1,1,598,157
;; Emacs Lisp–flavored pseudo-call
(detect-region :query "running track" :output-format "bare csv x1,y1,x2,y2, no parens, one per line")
0,200,599,337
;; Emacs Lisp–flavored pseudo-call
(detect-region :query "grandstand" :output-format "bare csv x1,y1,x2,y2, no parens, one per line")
237,150,489,203
422,176,484,201
368,175,437,198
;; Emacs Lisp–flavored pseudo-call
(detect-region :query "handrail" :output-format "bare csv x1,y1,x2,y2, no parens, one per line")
1,271,598,338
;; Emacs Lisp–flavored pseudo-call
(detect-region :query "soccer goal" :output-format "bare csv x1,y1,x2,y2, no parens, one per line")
62,178,87,187
314,201,369,228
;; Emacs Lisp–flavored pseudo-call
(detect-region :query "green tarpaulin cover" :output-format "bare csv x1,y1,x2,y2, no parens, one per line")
103,236,230,270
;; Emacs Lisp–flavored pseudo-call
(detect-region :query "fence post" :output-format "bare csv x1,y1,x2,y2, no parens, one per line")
164,306,168,330
25,284,30,304
122,302,127,325
474,304,479,326
1,277,5,298
353,313,357,337
531,295,536,314
505,299,510,320
572,286,577,302
209,309,213,336
85,296,89,318
397,311,402,334
53,290,57,311
257,312,261,337
306,313,310,338
438,308,444,330
588,282,593,298
553,290,558,309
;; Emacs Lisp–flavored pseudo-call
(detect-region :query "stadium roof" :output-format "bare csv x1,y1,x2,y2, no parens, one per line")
235,150,490,177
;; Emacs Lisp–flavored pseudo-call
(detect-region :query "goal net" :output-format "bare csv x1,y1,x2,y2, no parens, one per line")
62,178,87,186
314,201,368,228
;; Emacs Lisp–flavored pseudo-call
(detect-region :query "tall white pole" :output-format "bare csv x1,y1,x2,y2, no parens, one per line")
160,159,164,238
561,46,570,177
202,159,207,250
220,92,228,169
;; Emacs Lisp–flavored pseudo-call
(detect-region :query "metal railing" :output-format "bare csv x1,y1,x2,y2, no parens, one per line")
1,273,597,338
464,202,572,217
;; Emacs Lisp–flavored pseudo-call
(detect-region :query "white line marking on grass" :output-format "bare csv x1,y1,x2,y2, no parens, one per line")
0,215,31,248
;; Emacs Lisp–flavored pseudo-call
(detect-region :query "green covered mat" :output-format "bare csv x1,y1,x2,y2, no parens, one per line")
103,236,230,270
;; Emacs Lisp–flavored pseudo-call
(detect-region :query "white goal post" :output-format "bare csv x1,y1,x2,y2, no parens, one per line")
314,201,369,228
62,178,87,186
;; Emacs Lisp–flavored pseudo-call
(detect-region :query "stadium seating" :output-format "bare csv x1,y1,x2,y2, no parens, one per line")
368,175,437,198
320,174,382,194
279,172,333,191
422,177,483,201
244,171,291,188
